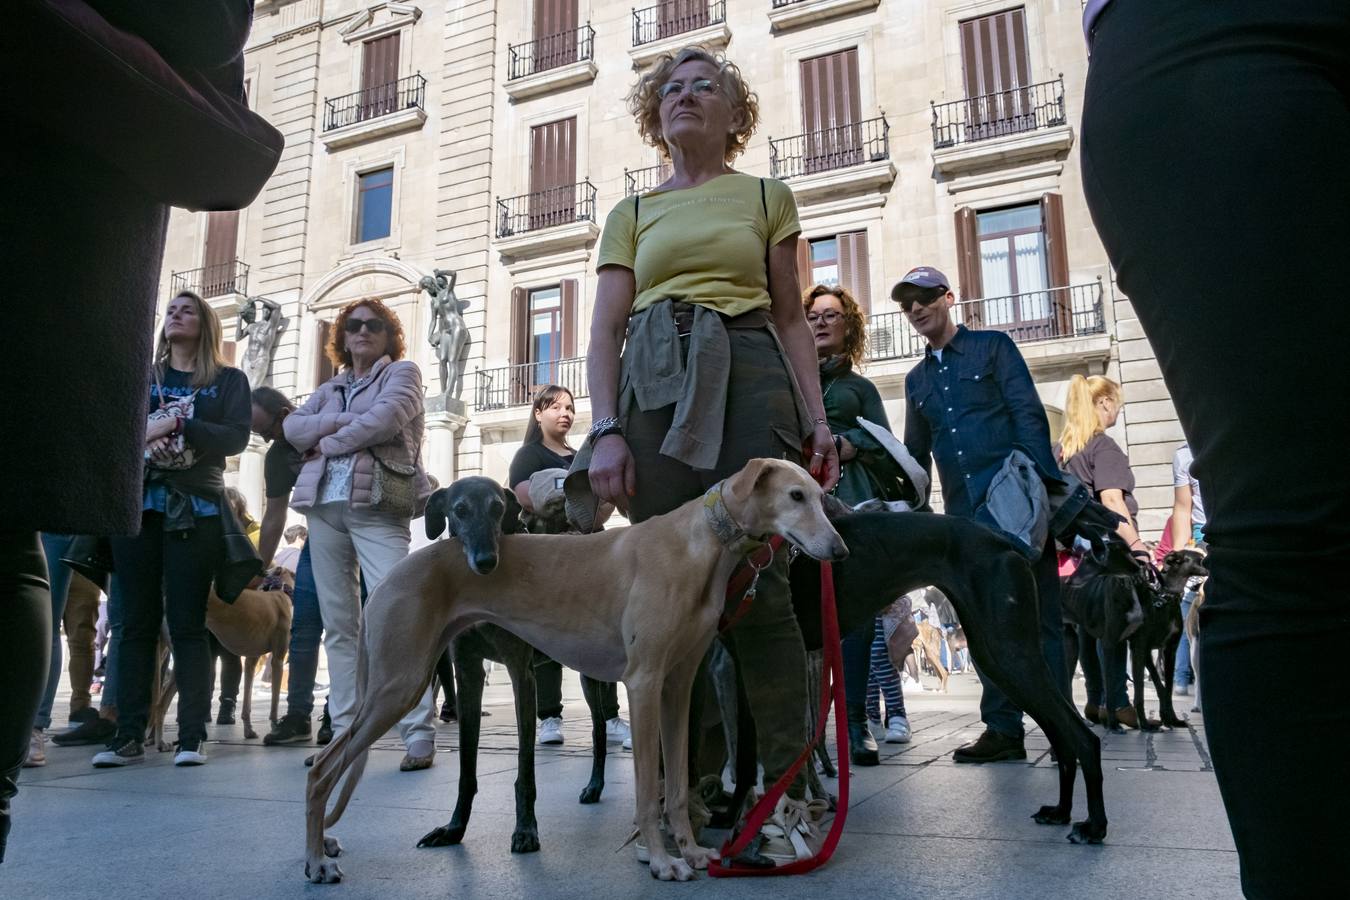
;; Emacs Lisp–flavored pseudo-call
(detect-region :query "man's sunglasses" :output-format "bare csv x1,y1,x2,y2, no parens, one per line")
899,291,948,314
344,317,387,334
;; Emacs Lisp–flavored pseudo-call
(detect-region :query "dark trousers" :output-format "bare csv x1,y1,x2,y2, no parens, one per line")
841,620,872,711
434,646,456,713
208,633,241,707
1072,624,1129,712
1082,3,1350,895
975,539,1067,738
0,532,51,863
625,327,810,791
283,541,323,720
533,652,619,722
111,513,224,745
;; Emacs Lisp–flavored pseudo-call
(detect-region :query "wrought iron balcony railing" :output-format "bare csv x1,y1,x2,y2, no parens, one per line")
632,1,725,46
171,260,249,300
864,281,1105,362
474,356,589,410
624,163,673,196
769,115,889,181
770,0,808,7
508,24,595,80
323,73,426,132
931,76,1066,149
496,181,597,238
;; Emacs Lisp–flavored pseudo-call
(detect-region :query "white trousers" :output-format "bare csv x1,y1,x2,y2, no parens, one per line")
306,502,436,749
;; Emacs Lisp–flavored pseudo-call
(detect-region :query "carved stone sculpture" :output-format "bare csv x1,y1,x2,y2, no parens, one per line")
238,296,283,389
420,268,471,402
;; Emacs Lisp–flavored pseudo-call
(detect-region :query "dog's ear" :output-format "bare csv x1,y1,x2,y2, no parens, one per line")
425,489,450,540
820,493,854,520
728,458,773,505
501,487,528,535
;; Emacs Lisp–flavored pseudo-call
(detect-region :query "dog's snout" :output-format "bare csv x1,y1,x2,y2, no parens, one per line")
470,552,499,575
828,538,849,562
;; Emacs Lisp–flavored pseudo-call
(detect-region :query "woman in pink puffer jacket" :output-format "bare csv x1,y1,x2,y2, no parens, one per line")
283,298,438,771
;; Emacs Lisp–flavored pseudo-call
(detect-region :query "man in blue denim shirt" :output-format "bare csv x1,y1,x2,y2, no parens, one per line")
897,266,1068,763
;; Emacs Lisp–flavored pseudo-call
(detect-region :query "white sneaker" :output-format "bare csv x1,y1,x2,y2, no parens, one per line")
538,716,564,745
174,741,208,766
606,716,631,745
885,716,912,744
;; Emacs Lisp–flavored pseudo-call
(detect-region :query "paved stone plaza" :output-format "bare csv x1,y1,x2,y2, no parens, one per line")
7,669,1239,899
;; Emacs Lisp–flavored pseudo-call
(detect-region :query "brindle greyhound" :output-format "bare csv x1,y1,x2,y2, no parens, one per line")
417,476,612,856
302,459,848,883
785,506,1111,844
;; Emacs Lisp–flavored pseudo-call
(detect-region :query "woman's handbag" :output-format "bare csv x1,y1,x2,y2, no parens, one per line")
145,371,198,470
368,444,417,517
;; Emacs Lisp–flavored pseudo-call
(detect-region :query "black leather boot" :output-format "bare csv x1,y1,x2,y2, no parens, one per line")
847,704,879,767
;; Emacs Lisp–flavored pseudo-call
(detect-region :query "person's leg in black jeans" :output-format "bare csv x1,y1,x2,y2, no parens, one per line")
1081,3,1349,894
208,632,242,722
841,621,879,764
110,516,167,747
534,653,564,721
0,532,51,863
160,517,223,747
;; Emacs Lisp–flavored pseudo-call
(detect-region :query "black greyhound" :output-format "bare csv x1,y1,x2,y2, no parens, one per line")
782,508,1109,844
1063,548,1208,731
417,476,611,855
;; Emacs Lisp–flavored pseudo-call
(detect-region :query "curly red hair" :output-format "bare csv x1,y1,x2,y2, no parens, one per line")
327,298,406,370
802,283,868,367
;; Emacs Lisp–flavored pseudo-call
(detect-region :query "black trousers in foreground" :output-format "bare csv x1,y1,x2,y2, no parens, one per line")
111,513,225,746
1081,3,1349,896
0,532,51,863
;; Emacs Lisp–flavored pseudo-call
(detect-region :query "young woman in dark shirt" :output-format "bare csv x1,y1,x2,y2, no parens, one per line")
507,386,628,748
93,291,251,769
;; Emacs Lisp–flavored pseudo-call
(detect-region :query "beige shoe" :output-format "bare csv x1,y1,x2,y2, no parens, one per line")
757,794,829,864
399,741,436,771
24,729,46,768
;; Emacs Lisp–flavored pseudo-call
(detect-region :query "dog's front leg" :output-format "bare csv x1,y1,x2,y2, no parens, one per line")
578,675,607,804
1129,638,1162,731
418,647,485,850
661,653,719,873
1154,635,1188,728
242,655,258,739
507,648,541,852
628,671,692,881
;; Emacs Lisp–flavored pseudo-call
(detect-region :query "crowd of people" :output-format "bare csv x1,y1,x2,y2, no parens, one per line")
5,4,1344,894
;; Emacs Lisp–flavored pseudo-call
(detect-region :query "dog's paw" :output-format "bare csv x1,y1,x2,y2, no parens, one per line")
244,726,258,740
1161,716,1189,730
323,836,343,858
1032,805,1071,826
157,740,173,753
578,782,603,805
1140,718,1164,733
1067,820,1107,845
679,843,720,871
417,824,466,848
510,827,540,854
649,857,696,881
304,858,344,883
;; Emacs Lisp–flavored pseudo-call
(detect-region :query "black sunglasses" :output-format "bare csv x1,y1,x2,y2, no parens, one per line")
899,291,948,314
344,317,387,334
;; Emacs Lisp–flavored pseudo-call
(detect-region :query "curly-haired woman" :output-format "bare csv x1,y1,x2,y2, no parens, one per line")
284,298,438,771
804,284,911,766
583,47,839,867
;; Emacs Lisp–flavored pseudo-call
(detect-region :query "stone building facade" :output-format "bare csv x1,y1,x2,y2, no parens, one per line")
154,0,1183,537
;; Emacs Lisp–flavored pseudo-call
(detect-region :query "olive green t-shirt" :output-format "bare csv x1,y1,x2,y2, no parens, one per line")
596,173,801,318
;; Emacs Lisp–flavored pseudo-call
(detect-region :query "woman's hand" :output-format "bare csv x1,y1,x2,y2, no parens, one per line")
146,436,177,463
145,417,177,443
806,423,840,491
589,434,636,515
836,435,857,463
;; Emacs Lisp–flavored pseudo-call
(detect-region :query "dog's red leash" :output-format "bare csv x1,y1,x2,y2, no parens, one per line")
709,556,848,877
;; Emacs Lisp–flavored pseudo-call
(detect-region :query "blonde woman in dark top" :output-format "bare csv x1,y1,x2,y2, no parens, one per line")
1055,373,1144,728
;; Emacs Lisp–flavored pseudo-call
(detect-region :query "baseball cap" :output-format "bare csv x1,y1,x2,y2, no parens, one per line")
890,266,951,302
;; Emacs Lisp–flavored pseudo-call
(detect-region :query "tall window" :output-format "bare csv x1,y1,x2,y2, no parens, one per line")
799,48,861,174
529,118,577,229
803,231,871,312
534,0,579,71
510,280,578,404
355,167,393,243
359,33,401,121
959,7,1033,138
976,204,1048,328
201,210,240,297
528,286,563,387
314,321,337,388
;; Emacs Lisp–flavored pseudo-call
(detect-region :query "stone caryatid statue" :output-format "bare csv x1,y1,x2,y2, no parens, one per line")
420,268,471,403
237,296,283,389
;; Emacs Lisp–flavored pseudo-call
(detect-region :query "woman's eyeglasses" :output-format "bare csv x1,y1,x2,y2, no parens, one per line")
806,311,844,325
344,318,387,334
658,78,719,101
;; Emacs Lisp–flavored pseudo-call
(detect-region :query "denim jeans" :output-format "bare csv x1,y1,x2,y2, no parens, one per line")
1,532,51,862
283,541,323,720
1174,591,1195,688
35,534,76,731
101,579,123,714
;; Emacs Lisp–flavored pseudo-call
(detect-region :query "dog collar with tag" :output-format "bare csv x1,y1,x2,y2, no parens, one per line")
702,480,768,558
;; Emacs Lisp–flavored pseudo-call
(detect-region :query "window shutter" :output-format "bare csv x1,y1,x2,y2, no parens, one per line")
800,48,861,174
561,279,578,358
795,238,812,298
201,210,239,297
530,118,577,228
1041,192,1072,334
840,231,872,314
959,8,1030,134
510,287,529,368
955,207,982,327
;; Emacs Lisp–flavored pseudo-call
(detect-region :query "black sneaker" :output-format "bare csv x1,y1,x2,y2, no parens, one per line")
848,722,880,767
92,735,144,768
174,739,208,767
216,699,237,726
56,716,117,747
316,706,333,746
952,728,1026,764
68,707,100,726
263,715,312,746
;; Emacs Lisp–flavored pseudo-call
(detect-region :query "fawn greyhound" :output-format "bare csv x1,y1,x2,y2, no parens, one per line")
302,458,848,884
